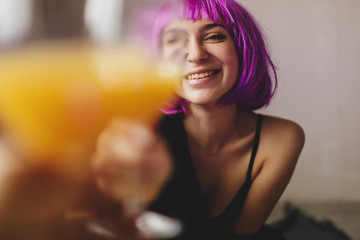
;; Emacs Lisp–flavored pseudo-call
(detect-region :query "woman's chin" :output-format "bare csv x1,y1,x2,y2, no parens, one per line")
182,97,218,107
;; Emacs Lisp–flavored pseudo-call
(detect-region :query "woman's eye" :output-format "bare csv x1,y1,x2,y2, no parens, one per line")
163,35,179,44
166,38,178,44
205,34,227,41
163,35,187,45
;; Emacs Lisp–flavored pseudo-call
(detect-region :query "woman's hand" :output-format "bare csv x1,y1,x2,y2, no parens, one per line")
87,120,173,239
91,119,172,214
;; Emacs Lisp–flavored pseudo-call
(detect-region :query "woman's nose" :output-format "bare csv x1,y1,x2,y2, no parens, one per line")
186,39,208,63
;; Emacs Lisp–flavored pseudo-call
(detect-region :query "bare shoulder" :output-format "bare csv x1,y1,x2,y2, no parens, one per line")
261,115,305,141
260,114,305,161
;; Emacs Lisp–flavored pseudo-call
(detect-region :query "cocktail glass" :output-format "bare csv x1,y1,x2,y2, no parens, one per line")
0,0,182,239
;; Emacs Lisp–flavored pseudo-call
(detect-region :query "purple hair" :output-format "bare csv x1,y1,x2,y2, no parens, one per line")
147,0,277,112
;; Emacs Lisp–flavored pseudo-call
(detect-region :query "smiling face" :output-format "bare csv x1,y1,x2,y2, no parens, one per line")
161,19,239,106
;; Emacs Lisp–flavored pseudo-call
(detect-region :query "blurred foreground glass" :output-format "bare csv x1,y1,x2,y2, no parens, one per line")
0,0,181,239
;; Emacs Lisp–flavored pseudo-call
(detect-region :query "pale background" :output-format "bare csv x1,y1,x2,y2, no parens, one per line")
240,0,360,202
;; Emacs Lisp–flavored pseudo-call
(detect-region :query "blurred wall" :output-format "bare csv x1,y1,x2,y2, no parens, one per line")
240,0,360,202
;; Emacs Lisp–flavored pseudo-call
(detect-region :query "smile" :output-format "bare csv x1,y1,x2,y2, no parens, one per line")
186,69,221,80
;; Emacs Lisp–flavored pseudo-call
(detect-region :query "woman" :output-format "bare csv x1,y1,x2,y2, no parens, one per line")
0,0,304,239
93,0,305,239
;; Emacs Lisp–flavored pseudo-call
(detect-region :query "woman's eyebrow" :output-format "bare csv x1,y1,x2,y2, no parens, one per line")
202,23,226,30
163,28,187,35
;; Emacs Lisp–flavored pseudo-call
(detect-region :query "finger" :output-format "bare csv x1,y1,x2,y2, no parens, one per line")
92,121,157,171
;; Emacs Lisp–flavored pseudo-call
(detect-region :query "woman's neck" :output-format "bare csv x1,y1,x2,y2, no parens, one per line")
184,103,249,154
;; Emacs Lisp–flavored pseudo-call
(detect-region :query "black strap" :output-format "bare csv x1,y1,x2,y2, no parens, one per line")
246,114,263,183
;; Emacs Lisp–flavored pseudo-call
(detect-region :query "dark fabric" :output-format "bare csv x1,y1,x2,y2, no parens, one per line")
271,204,352,240
151,114,285,240
151,114,208,235
228,225,286,240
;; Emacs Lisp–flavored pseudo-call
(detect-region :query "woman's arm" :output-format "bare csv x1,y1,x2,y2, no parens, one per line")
232,116,305,234
0,139,84,239
0,120,173,239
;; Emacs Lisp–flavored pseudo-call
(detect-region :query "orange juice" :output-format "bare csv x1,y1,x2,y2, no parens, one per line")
0,41,178,171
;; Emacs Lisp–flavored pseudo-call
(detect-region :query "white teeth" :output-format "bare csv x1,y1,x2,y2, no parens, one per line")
187,71,216,80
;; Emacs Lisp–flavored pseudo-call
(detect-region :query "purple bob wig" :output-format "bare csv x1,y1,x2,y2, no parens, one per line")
146,0,277,112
